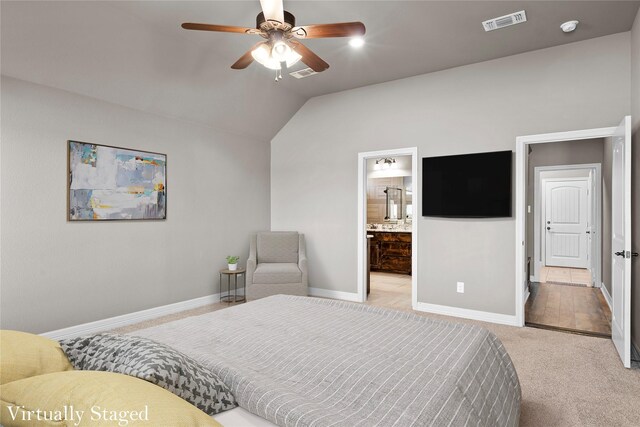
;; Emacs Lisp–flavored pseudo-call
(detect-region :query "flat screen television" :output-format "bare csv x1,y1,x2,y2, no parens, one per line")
422,150,512,218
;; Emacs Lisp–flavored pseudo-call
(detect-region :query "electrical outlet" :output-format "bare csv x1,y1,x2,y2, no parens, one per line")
457,282,464,293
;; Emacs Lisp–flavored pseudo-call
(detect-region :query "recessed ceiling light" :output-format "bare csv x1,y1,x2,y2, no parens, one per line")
349,37,365,48
561,20,579,33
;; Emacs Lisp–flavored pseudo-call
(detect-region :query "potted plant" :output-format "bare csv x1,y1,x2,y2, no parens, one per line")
226,256,239,271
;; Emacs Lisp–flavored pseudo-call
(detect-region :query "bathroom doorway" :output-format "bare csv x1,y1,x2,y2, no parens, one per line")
357,148,418,310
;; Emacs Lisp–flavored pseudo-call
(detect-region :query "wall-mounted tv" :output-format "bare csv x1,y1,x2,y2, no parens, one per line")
422,150,512,218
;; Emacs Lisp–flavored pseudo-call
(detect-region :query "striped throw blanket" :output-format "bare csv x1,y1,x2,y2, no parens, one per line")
131,295,521,427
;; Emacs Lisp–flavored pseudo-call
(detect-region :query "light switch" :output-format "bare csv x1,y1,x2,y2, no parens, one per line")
457,282,464,293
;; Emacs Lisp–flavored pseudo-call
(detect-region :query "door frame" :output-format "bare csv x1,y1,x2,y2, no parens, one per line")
533,164,602,286
515,126,616,327
357,147,418,306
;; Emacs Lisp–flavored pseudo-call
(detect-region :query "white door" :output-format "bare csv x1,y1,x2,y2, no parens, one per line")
611,116,632,368
544,180,589,268
588,170,597,285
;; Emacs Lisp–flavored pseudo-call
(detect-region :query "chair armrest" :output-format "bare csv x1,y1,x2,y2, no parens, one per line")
298,234,308,287
246,258,256,286
298,254,307,272
247,234,257,286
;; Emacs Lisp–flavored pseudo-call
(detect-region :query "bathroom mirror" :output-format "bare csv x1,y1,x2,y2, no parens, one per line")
384,187,403,221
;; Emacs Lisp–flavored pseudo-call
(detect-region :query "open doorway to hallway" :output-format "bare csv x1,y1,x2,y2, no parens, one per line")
516,118,633,367
524,138,612,337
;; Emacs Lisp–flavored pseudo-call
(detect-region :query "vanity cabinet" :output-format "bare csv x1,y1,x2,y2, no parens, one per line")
369,232,412,275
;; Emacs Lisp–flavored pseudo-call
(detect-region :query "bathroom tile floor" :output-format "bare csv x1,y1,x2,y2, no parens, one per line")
366,272,412,311
525,281,611,337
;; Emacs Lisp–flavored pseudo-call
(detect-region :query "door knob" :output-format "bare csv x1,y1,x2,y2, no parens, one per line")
547,227,551,230
614,251,625,257
547,221,550,224
586,231,591,234
633,252,639,258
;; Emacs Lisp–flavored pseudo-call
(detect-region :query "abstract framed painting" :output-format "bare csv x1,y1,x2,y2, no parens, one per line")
68,141,167,221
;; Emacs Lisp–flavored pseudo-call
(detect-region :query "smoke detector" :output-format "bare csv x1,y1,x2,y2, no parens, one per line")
560,20,579,33
289,67,319,79
482,10,527,32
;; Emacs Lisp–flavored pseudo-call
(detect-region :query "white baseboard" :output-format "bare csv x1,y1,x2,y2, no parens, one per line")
600,282,612,311
308,287,360,302
413,302,519,327
41,293,220,341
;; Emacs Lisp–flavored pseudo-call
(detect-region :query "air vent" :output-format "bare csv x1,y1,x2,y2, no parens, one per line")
289,68,319,79
482,10,527,32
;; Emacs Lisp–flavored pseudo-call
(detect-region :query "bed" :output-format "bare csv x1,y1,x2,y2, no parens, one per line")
131,295,521,426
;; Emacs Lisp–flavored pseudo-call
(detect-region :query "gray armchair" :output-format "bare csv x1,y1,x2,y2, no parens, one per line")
246,231,308,300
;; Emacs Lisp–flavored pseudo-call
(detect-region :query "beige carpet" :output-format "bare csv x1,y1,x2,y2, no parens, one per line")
113,298,640,427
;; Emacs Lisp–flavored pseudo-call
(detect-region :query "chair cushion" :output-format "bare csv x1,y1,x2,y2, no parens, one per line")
257,232,299,263
253,263,302,285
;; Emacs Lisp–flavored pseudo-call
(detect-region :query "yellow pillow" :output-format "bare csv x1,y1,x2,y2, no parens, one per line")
0,330,73,384
0,370,223,426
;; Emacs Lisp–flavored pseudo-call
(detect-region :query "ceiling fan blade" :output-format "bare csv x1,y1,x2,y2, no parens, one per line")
181,23,261,35
231,42,265,69
290,41,329,72
259,0,284,23
291,22,365,39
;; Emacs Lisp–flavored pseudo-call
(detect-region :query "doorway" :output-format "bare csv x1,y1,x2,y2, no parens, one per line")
515,118,633,368
531,164,602,287
357,148,418,309
525,143,609,337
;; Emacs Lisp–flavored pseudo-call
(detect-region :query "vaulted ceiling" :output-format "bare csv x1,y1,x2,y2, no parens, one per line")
2,1,638,140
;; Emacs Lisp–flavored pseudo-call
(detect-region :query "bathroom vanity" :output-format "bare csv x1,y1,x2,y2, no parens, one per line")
368,229,412,275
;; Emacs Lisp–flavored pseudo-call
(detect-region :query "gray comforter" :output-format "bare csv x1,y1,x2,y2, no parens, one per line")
131,295,520,427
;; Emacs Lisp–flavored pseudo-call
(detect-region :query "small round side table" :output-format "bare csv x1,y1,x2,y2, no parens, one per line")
220,268,246,303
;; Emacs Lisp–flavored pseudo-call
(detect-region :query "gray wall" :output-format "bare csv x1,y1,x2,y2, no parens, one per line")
0,76,271,333
631,8,640,352
526,138,605,263
271,33,631,317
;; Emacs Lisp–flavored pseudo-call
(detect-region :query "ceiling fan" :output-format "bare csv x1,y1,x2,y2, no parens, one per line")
181,0,365,77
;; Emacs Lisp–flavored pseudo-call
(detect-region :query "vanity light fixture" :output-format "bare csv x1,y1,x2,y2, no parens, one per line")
374,158,398,170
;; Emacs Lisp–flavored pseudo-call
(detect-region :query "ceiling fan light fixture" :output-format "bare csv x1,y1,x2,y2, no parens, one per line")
272,40,291,61
285,50,302,68
181,0,365,75
251,44,281,70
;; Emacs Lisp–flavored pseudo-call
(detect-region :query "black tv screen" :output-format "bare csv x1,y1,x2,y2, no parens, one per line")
422,150,512,218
